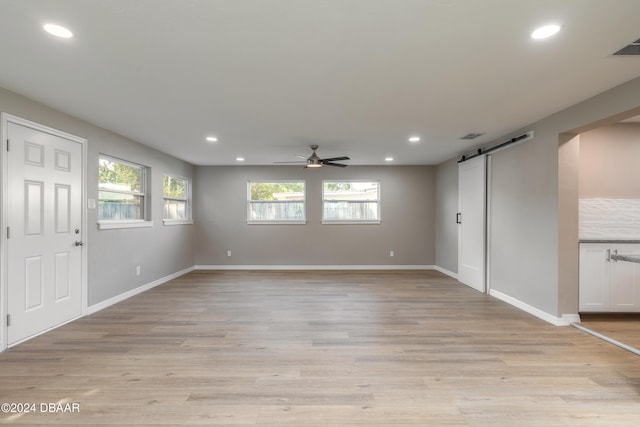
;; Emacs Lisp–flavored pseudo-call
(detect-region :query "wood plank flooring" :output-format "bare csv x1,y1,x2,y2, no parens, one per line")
579,314,640,352
1,270,639,426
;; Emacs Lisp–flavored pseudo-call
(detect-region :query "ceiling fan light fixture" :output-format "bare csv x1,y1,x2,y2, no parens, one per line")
276,144,349,168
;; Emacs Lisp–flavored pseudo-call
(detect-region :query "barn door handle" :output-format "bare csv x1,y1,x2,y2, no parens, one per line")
456,213,462,224
74,240,84,247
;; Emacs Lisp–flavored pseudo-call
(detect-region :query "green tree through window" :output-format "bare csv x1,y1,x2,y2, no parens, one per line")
99,157,142,192
248,181,305,222
250,182,303,200
98,156,146,220
163,175,186,199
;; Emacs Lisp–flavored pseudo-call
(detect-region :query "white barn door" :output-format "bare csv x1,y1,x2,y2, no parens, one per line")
5,117,85,346
458,155,486,293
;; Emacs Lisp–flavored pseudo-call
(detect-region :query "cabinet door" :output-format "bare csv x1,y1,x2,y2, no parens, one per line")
610,245,640,312
579,244,611,312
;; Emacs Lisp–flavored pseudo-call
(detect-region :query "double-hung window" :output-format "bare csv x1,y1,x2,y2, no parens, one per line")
98,155,151,229
163,174,192,225
322,180,380,223
247,181,306,224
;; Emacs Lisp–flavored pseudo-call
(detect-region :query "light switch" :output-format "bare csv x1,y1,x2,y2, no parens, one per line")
87,199,97,209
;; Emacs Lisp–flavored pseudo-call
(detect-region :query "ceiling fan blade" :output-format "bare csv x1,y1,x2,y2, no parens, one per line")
321,156,350,162
324,162,348,167
296,155,307,160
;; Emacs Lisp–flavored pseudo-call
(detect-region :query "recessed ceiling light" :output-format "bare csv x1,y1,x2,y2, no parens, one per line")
43,23,73,39
236,157,245,162
206,136,218,142
408,136,421,143
385,157,394,162
531,24,561,40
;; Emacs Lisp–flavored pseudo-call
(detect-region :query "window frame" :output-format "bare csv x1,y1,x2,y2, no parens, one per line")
322,179,381,224
162,174,193,225
97,154,153,230
247,180,307,225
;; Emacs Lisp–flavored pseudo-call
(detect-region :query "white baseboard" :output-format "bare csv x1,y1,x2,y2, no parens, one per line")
433,265,458,280
562,313,581,324
489,289,579,326
194,264,436,271
87,266,194,315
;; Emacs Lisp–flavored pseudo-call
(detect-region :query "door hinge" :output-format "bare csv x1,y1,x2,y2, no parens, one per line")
6,139,9,152
6,227,9,239
6,314,10,327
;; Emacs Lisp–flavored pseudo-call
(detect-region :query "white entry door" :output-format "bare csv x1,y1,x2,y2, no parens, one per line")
458,155,486,292
6,119,85,346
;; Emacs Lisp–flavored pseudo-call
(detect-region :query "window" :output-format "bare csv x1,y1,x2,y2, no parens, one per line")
323,180,380,223
98,155,151,229
163,174,192,224
247,181,306,224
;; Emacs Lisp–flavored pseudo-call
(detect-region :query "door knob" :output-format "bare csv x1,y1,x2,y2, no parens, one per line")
74,240,84,246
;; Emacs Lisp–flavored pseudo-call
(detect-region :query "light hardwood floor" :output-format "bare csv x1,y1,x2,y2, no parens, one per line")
579,314,640,352
1,270,639,426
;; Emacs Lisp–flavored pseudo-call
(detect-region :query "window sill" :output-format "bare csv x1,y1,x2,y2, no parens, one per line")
97,220,154,230
322,220,381,225
247,220,307,225
163,219,193,226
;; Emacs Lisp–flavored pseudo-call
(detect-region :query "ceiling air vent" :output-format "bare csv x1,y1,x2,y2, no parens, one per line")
460,133,484,140
613,38,640,55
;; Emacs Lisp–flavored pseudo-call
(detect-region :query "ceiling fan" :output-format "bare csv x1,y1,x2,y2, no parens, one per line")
275,144,350,168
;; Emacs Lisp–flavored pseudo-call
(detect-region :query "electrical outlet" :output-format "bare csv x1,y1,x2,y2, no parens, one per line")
227,250,232,257
136,265,141,276
390,250,394,257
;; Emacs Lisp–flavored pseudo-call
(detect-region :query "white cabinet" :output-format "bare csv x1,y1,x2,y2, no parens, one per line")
579,243,640,312
610,246,640,311
579,244,610,311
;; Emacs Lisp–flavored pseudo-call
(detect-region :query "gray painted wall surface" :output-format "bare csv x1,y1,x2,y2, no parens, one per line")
488,129,560,315
194,165,435,266
475,77,640,317
0,86,195,306
579,123,640,198
435,158,458,274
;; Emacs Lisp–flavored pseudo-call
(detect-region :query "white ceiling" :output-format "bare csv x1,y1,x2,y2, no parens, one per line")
1,0,639,165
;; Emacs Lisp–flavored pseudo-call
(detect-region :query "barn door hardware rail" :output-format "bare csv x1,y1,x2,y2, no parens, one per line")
458,131,534,163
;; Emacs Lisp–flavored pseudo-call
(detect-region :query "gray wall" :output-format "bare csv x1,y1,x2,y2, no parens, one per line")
579,123,640,198
0,86,195,306
434,158,458,274
443,77,640,318
194,165,435,266
488,130,560,315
